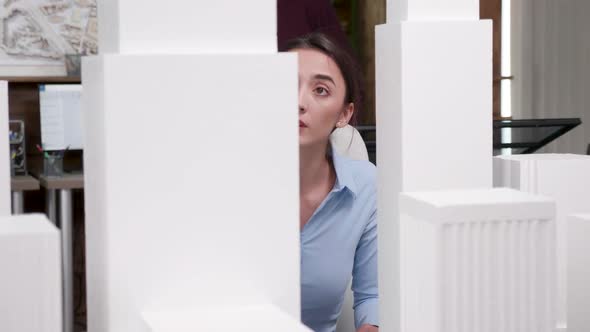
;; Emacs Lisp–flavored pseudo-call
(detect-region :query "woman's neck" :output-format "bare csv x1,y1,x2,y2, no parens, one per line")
299,142,335,196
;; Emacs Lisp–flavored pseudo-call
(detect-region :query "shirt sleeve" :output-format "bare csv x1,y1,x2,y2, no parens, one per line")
352,206,379,329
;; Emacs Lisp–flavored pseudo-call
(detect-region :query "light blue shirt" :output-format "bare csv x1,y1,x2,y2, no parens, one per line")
301,152,378,332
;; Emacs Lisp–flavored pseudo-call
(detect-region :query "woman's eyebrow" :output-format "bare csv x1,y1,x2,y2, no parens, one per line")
313,74,336,86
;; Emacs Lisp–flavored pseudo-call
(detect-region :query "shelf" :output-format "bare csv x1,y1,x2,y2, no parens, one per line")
9,138,24,145
0,76,81,83
11,175,40,192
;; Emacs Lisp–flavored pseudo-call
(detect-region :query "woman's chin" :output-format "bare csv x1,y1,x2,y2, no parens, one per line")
299,137,325,150
299,138,312,149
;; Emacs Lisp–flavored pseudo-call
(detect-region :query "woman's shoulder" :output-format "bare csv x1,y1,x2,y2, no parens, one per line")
333,154,376,192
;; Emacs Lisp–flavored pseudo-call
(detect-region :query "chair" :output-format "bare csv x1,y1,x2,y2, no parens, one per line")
330,125,369,161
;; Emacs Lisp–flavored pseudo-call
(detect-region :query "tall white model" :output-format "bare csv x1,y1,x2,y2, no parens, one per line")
0,81,10,215
0,214,62,332
83,1,308,331
400,188,556,332
376,0,493,330
494,154,590,330
567,214,590,332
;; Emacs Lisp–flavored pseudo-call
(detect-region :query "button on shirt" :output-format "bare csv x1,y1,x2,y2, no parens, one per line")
301,152,378,332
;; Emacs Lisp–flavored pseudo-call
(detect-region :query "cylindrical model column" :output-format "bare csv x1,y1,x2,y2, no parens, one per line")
399,188,556,332
494,154,590,330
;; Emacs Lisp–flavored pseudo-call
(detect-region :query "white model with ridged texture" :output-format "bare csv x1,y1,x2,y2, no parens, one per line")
0,214,62,332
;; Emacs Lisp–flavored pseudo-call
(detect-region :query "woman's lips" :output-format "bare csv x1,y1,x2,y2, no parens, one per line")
299,120,307,128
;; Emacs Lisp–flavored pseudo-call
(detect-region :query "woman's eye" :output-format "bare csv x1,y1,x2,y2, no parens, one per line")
314,87,329,96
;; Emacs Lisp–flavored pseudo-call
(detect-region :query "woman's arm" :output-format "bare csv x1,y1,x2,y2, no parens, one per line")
352,207,379,330
357,324,379,332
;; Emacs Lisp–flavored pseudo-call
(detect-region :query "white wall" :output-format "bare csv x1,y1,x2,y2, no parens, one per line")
512,0,590,154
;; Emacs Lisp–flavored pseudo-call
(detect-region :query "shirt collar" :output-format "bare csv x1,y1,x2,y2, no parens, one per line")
331,151,358,199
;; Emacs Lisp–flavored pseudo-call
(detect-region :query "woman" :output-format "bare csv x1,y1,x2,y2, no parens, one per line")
286,33,378,332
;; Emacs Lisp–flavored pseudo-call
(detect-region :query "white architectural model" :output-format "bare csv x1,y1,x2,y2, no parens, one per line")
0,80,10,216
82,1,308,331
494,154,590,330
376,0,492,330
0,214,62,332
567,214,590,332
98,0,276,54
141,305,312,332
400,188,556,332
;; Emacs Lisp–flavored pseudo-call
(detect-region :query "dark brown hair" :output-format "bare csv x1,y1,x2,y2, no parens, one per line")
284,32,363,125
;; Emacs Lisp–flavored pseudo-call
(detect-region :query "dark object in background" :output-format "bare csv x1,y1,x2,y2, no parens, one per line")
354,118,583,164
587,143,590,155
9,120,27,176
493,118,582,155
277,0,354,56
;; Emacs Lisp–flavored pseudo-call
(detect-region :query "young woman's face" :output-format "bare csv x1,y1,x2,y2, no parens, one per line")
294,48,353,148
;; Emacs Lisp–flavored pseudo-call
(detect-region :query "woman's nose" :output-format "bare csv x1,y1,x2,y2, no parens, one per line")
298,90,307,113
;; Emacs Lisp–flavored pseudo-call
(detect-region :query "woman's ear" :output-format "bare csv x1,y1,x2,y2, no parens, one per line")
336,102,354,128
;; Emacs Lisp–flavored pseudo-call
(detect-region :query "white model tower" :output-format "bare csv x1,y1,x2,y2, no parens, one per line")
82,1,308,331
376,0,493,330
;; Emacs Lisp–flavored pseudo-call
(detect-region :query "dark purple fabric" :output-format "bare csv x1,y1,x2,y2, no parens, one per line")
277,0,353,55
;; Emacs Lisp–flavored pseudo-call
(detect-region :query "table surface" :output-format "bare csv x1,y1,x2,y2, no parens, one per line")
36,172,84,190
11,175,41,191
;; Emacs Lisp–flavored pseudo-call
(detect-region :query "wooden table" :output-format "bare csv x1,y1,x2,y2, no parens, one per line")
10,175,40,214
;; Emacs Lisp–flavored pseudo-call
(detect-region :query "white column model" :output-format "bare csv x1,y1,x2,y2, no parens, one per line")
494,154,590,330
0,214,62,332
83,1,308,331
567,214,590,332
400,188,556,332
0,81,10,215
376,0,493,330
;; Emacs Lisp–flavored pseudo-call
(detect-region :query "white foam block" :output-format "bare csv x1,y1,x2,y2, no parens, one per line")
82,53,299,332
400,188,556,332
141,304,312,332
376,20,492,332
494,153,590,329
99,0,277,54
376,21,492,193
0,214,62,332
568,214,590,332
388,0,479,22
0,81,10,216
